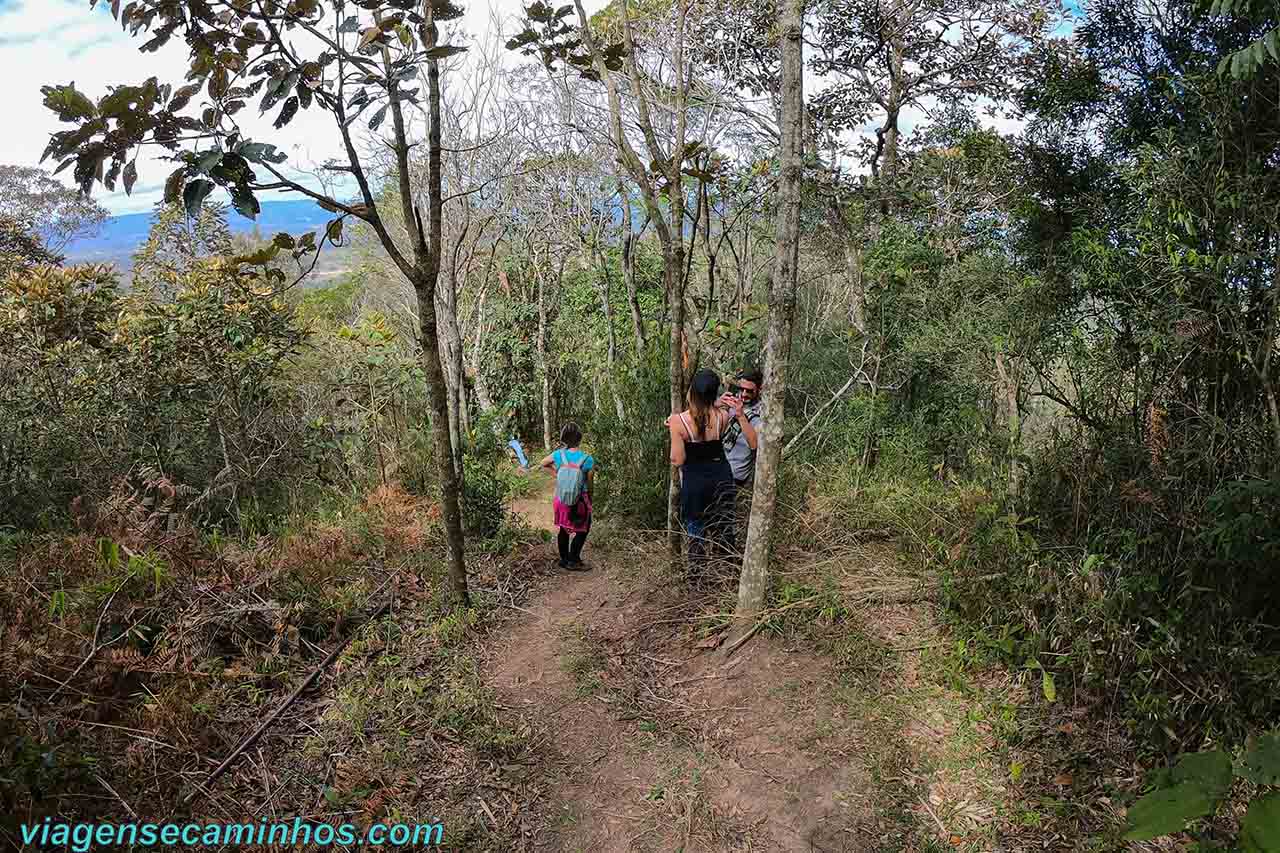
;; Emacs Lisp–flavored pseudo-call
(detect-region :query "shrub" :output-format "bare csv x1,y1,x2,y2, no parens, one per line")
583,342,672,529
0,260,317,529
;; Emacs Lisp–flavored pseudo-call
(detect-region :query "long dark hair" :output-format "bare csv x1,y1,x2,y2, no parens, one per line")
687,369,720,438
560,421,582,448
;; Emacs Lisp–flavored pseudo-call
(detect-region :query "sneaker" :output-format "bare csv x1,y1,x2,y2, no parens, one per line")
558,558,569,569
567,559,590,571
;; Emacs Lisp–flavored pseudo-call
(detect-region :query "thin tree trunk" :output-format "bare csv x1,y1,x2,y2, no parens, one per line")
733,0,804,629
472,286,495,414
423,8,467,604
995,351,1022,499
664,0,690,561
594,241,626,419
538,267,553,450
383,2,466,604
667,239,687,558
439,266,466,476
416,288,467,602
619,182,647,354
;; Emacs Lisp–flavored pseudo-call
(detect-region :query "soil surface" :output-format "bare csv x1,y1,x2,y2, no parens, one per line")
479,484,1000,852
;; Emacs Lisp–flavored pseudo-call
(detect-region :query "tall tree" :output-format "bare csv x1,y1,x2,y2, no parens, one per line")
734,0,805,627
132,200,234,298
509,0,706,557
0,164,110,254
41,0,475,603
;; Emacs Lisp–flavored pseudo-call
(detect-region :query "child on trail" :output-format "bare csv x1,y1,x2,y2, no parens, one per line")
540,422,594,571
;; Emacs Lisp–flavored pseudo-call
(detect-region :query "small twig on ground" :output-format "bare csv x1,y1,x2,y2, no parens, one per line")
94,774,139,820
638,653,686,667
49,578,129,700
75,720,179,751
181,598,392,805
477,796,499,828
919,795,949,838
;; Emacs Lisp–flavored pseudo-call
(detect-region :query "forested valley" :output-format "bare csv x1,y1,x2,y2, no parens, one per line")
2,0,1279,849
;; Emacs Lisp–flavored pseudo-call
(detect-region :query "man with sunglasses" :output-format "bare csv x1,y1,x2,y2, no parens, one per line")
716,367,763,548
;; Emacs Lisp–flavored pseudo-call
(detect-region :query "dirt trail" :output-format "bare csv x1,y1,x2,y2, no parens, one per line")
487,489,874,850
489,490,1013,852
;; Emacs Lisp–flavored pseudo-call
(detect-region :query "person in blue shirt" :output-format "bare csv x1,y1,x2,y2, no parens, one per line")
508,436,529,469
540,422,595,570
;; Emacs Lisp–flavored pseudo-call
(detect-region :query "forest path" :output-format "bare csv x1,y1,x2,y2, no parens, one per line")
487,485,1017,851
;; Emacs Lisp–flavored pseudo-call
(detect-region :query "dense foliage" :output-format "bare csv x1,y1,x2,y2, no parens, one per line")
3,0,1279,845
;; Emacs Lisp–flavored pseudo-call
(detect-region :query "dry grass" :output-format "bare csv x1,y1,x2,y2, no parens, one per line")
0,481,550,851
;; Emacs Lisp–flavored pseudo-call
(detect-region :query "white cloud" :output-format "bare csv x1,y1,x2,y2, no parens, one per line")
0,0,575,215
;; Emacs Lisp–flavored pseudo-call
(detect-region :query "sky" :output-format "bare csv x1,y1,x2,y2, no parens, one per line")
1,0,1074,217
0,0,559,215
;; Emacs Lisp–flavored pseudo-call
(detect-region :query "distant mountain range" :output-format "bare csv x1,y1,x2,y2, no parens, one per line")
63,199,343,271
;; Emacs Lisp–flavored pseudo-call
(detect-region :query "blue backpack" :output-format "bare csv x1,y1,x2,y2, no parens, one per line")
554,451,587,506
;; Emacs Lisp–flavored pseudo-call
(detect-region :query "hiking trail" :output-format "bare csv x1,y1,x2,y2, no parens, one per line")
484,483,1021,852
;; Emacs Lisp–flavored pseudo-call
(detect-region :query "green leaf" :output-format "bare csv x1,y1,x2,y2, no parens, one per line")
322,786,341,806
1041,670,1056,703
163,167,186,205
197,150,224,174
42,84,98,122
123,160,138,195
236,244,281,266
1172,750,1232,800
238,142,287,165
230,185,260,220
424,44,468,59
273,96,299,130
1238,733,1280,786
168,82,202,112
368,104,389,131
183,179,215,218
325,217,345,244
1242,792,1280,853
1123,783,1217,840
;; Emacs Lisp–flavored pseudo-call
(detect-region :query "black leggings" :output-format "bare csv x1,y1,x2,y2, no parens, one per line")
557,528,588,562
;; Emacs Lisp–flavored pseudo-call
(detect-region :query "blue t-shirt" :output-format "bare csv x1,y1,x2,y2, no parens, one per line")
553,448,594,473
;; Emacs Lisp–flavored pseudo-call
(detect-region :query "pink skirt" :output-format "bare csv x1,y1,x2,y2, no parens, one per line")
552,494,592,534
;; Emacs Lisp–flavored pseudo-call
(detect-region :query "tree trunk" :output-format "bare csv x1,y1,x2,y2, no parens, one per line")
425,11,466,604
414,273,468,605
594,242,626,420
619,182,647,354
733,0,804,629
472,287,495,415
994,351,1022,499
438,266,466,476
666,239,687,558
387,2,466,605
537,268,553,450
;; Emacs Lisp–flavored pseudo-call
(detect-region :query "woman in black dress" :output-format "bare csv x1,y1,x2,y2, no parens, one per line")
668,369,737,567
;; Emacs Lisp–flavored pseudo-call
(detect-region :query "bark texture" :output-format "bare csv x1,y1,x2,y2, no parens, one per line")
734,0,804,625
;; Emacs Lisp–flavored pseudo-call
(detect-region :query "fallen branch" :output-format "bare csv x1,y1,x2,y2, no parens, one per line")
181,598,392,805
783,374,859,459
722,595,825,658
49,579,130,701
95,773,139,820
